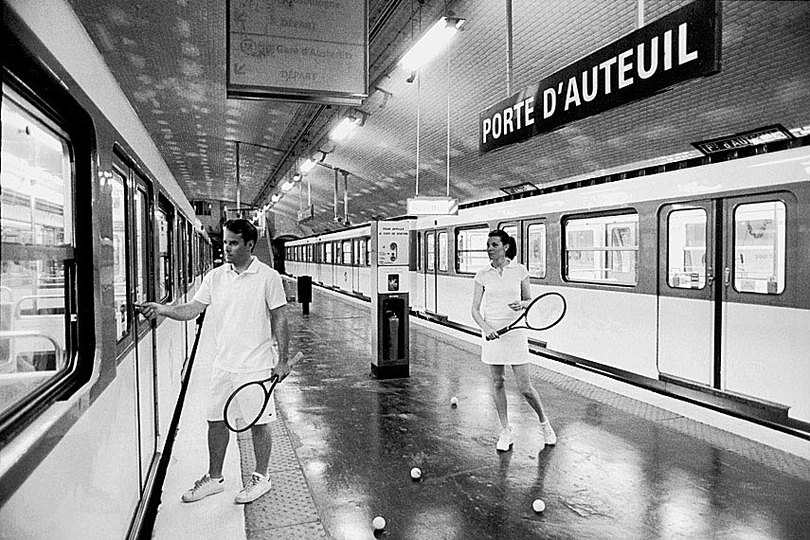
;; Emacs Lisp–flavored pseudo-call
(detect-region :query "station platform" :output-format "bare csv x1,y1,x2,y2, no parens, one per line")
154,272,810,539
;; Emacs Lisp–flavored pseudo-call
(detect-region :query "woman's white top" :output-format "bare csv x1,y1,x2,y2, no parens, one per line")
474,259,531,365
474,259,529,321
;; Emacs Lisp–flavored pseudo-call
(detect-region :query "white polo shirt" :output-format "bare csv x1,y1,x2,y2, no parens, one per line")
473,259,529,320
194,256,287,372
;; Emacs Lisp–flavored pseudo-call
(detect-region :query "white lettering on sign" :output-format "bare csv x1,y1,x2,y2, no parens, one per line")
542,22,698,120
481,96,535,145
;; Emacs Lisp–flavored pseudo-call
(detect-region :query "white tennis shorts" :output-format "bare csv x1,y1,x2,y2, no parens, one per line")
207,367,277,424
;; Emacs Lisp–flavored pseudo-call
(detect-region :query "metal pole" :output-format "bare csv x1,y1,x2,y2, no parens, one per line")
637,0,644,28
505,0,513,96
236,141,241,216
343,170,349,223
333,168,339,221
415,70,421,197
446,54,451,197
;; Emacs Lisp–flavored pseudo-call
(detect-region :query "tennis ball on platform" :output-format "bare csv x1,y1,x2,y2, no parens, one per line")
372,516,386,530
450,396,458,407
532,499,546,513
410,467,422,480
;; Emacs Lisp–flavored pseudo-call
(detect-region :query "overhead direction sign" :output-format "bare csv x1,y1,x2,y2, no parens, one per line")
479,0,721,154
226,0,368,105
407,196,459,216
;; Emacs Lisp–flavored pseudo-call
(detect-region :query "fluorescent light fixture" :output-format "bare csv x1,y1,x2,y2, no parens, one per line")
330,116,361,142
399,16,465,72
300,157,317,173
281,180,294,192
271,193,281,203
293,173,302,182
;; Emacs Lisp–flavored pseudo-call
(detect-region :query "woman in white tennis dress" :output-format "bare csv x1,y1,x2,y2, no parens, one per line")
471,229,557,452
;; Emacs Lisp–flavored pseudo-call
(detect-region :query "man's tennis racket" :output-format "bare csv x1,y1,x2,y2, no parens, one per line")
486,292,567,340
223,351,303,432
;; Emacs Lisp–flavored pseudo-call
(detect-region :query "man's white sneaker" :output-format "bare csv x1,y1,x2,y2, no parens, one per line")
182,474,224,503
234,472,272,504
496,425,513,452
540,420,557,445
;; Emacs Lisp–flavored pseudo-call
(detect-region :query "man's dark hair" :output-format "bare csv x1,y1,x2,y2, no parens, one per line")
223,219,258,249
488,229,517,259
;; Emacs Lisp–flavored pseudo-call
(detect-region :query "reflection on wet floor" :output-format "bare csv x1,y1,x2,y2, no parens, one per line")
243,287,810,540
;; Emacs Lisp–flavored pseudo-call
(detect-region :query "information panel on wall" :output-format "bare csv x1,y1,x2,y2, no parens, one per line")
479,0,721,154
227,0,368,105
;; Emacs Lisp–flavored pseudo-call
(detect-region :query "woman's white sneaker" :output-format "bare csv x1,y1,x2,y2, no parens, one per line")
234,472,272,504
540,420,557,445
182,474,224,503
496,425,514,452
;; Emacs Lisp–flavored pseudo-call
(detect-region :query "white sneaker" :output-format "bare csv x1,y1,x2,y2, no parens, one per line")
234,472,272,504
540,420,557,445
496,425,513,452
182,474,224,503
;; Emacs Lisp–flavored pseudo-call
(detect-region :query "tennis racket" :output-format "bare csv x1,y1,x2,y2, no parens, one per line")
486,292,567,340
223,351,303,432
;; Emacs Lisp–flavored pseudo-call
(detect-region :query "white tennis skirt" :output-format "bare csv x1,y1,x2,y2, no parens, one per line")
480,316,531,365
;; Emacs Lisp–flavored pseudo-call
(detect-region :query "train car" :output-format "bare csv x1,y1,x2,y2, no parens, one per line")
285,139,810,436
1,3,212,538
286,224,374,299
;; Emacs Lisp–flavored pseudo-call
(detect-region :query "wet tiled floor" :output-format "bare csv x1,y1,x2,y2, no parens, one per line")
239,286,810,540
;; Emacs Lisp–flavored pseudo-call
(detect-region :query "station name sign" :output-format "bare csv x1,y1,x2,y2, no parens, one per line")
479,0,720,154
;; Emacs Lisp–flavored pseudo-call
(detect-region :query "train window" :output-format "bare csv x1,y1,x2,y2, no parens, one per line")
187,223,194,285
111,169,131,341
325,242,333,264
1,84,75,413
564,213,638,285
156,202,171,302
438,231,448,272
499,223,518,259
527,223,547,278
417,233,422,272
667,209,707,289
426,232,436,272
733,201,785,294
456,226,489,274
134,184,150,312
363,238,370,266
342,240,352,265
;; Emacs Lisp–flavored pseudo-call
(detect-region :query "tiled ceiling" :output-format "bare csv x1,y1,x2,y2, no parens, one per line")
69,0,810,235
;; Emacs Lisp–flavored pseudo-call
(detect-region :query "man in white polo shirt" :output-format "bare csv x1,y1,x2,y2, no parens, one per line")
140,219,290,504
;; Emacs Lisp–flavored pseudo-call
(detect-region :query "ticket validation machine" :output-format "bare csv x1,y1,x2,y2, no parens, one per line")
371,220,410,379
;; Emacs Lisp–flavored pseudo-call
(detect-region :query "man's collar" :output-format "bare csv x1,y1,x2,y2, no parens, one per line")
229,256,258,273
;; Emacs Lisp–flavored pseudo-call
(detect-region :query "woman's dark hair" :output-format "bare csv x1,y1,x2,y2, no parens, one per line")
223,219,258,249
489,229,517,259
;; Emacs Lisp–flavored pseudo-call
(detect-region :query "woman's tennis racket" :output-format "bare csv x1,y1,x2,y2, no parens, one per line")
486,292,567,340
223,351,303,432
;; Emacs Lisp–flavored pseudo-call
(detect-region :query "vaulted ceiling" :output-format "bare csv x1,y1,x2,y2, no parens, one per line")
68,0,810,236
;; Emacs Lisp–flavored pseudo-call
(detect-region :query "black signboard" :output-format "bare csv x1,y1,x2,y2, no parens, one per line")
479,0,721,154
691,125,794,155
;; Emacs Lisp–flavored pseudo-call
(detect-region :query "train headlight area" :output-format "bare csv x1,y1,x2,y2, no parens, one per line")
3,0,810,538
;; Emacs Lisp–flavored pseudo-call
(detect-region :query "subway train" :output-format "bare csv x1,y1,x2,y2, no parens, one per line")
285,137,810,437
1,5,212,539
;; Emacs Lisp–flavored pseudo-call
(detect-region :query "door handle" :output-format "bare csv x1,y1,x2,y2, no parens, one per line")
724,267,731,286
707,267,714,285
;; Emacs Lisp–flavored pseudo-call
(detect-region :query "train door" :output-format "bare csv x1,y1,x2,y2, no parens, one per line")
424,231,437,314
657,201,716,386
133,176,156,488
720,194,795,402
658,193,796,400
352,239,361,293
